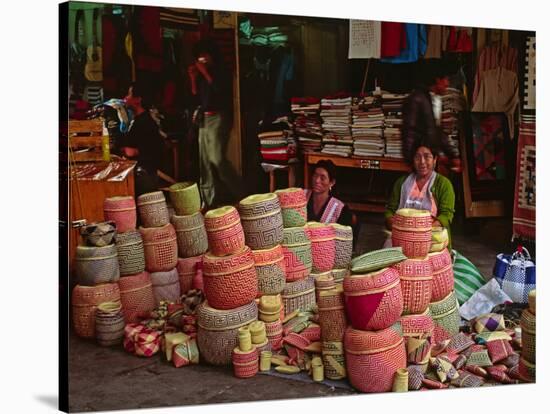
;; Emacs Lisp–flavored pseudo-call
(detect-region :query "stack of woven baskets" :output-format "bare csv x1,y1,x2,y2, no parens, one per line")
519,289,536,382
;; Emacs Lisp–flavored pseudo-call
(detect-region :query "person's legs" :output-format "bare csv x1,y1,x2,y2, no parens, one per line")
198,123,215,207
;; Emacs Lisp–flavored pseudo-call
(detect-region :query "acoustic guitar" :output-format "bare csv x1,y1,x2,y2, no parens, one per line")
84,8,103,82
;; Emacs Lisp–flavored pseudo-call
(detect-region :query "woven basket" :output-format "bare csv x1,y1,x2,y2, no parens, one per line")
528,289,536,314
80,221,117,247
252,245,286,295
315,272,335,293
232,346,259,378
171,212,208,258
307,222,336,273
282,277,316,315
72,283,121,338
150,268,180,305
351,247,407,274
169,182,201,216
75,244,120,286
241,211,284,251
322,341,347,380
318,285,347,342
137,191,170,228
259,295,283,323
282,226,312,281
203,246,258,310
429,290,461,343
140,224,178,272
518,357,536,382
115,230,146,276
265,319,283,350
104,196,136,233
95,302,125,346
330,223,353,269
430,227,449,252
204,206,246,257
392,257,432,315
117,271,156,324
428,250,454,302
344,323,406,393
197,300,258,365
343,267,403,331
392,228,432,259
176,255,203,295
393,209,432,232
400,311,434,341
520,309,536,364
275,188,307,228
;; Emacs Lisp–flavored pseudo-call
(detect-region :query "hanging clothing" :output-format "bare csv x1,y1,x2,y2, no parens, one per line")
423,25,448,59
446,27,473,53
472,45,518,105
471,66,519,138
380,23,427,63
380,22,407,58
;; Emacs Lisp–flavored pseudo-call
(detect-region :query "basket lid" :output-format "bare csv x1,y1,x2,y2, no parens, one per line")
240,193,277,206
395,208,431,218
204,205,237,219
169,181,197,192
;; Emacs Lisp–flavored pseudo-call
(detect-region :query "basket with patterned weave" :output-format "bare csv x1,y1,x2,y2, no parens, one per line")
252,245,286,296
351,247,407,274
204,206,246,257
343,267,403,331
104,196,136,233
318,286,347,342
332,268,349,283
322,341,347,380
258,295,283,323
115,230,146,276
95,301,125,346
265,319,283,350
140,224,178,272
282,226,312,281
75,244,120,286
171,212,208,258
330,223,353,269
275,187,307,228
344,323,406,393
429,290,461,343
232,346,259,378
176,255,202,295
306,222,336,273
393,209,432,232
137,191,170,228
392,257,432,315
239,193,284,250
72,283,121,338
150,268,180,306
197,300,258,365
428,250,454,302
117,271,156,324
80,221,117,247
400,310,434,341
202,246,258,310
281,277,316,315
392,228,432,259
518,357,536,382
168,182,201,216
520,309,536,363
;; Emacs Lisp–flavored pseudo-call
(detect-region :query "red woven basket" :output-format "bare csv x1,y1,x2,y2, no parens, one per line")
140,224,178,272
72,283,121,338
307,222,336,273
204,206,246,257
392,209,432,232
232,347,259,378
344,324,406,393
265,319,283,351
428,250,454,302
392,228,432,259
177,255,203,295
104,196,137,233
203,246,258,310
118,271,156,324
392,257,432,315
400,311,434,340
343,267,403,331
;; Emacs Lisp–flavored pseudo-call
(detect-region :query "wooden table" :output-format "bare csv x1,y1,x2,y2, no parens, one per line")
303,152,410,212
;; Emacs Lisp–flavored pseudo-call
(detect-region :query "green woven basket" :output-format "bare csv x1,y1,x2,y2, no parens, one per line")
169,182,201,216
351,247,407,274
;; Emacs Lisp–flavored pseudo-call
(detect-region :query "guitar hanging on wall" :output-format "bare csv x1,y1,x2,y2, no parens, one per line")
85,8,103,82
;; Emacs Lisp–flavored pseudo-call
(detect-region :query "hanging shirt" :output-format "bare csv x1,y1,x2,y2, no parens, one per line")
424,25,448,59
446,27,473,53
381,23,427,63
472,45,518,104
380,22,407,58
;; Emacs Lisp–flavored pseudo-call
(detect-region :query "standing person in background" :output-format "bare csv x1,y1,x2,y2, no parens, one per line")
188,39,243,208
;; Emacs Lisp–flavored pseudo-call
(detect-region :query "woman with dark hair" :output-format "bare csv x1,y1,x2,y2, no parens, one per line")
384,142,455,248
305,159,353,226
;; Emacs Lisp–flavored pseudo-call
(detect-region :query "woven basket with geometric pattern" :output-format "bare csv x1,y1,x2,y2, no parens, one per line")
168,182,201,216
204,206,246,257
322,341,347,380
391,228,432,259
104,196,137,233
232,346,259,378
282,227,312,281
252,245,286,295
429,290,461,343
275,188,307,228
72,283,121,338
137,191,170,228
400,311,434,341
393,209,432,232
518,357,536,382
318,285,347,342
307,222,336,273
392,257,432,315
140,224,178,272
176,255,203,295
428,250,454,302
117,271,156,324
520,309,536,364
265,319,283,351
95,302,125,346
115,230,146,276
171,212,208,258
351,247,407,274
75,244,120,286
332,268,349,283
281,277,316,315
330,223,353,270
239,193,284,250
150,268,180,306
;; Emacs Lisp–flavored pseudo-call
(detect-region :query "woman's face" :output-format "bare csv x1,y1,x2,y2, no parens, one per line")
413,146,436,178
312,167,335,194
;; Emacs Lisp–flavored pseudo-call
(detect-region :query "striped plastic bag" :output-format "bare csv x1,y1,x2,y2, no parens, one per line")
452,250,486,305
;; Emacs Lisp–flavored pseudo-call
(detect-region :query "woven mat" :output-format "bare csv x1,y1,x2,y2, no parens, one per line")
258,369,354,391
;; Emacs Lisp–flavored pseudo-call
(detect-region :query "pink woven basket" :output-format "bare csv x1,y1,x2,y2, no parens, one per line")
391,228,432,258
392,257,432,314
344,324,406,393
318,286,347,342
343,267,403,331
400,311,434,340
307,222,336,273
428,250,454,302
392,209,433,232
177,255,203,295
104,196,137,233
204,206,246,257
265,320,283,351
136,191,170,228
118,271,156,324
140,224,178,272
72,283,121,338
282,226,312,281
203,246,258,310
150,268,181,305
232,347,259,378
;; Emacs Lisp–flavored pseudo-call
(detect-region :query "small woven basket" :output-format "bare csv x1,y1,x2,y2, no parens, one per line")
140,224,178,272
150,268,180,306
275,187,308,228
265,319,283,351
104,196,136,233
428,250,454,302
520,309,536,364
72,283,121,338
518,357,536,382
318,285,347,342
392,257,432,315
331,223,353,270
115,230,146,276
322,341,347,380
204,206,246,257
391,228,432,259
393,209,432,232
168,182,201,216
281,277,316,315
80,221,117,247
171,212,208,258
429,290,461,343
232,347,259,378
95,301,125,346
75,244,120,286
137,191,170,228
117,271,156,324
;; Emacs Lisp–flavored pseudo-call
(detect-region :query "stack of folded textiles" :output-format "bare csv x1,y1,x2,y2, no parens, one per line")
320,95,353,157
352,95,385,158
258,117,297,165
291,97,323,154
382,93,408,159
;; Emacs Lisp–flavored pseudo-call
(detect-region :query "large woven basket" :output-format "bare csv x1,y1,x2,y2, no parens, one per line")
169,182,201,216
307,222,336,273
72,283,121,338
393,209,432,232
117,271,156,324
322,341,347,380
344,323,406,393
75,244,120,286
392,257,432,315
428,250,454,302
331,223,353,269
95,302,125,346
197,300,258,365
520,309,536,364
400,311,434,341
351,247,407,274
115,230,146,276
171,212,208,258
140,223,178,272
176,255,203,295
239,192,281,216
392,228,432,259
429,290,461,343
282,276,316,315
252,245,286,295
318,285,347,342
137,191,170,228
203,246,258,310
343,267,403,331
282,226,312,281
204,206,245,256
104,196,136,233
275,187,307,228
150,268,180,305
241,211,284,251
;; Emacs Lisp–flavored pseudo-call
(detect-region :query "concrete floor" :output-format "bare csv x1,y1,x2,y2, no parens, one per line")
68,214,514,412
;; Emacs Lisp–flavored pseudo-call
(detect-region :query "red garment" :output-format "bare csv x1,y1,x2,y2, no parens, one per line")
447,27,473,52
381,22,407,57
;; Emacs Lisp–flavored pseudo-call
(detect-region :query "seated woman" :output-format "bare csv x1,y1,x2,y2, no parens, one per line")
305,159,354,227
384,142,455,249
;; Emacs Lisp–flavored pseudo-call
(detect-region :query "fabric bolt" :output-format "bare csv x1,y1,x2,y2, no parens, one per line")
381,23,427,63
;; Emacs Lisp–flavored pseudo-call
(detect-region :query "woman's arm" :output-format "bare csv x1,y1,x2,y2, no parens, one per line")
435,175,455,228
